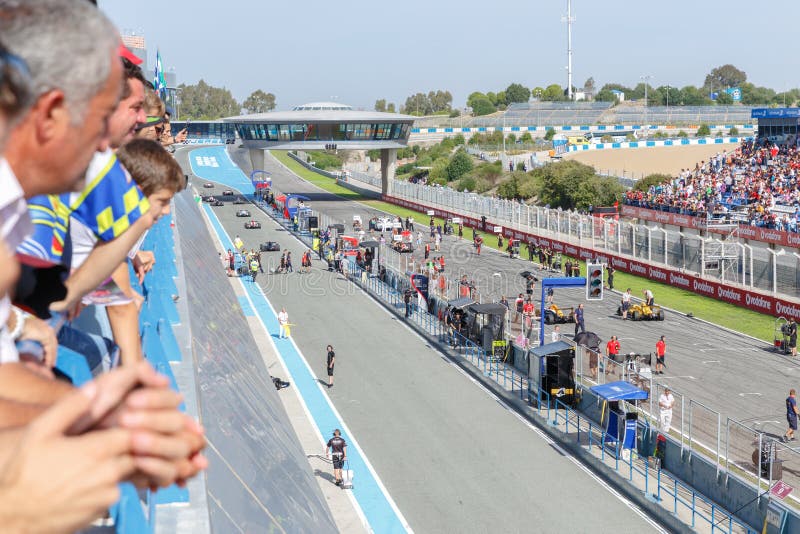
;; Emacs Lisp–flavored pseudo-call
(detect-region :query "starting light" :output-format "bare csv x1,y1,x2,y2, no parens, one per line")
586,263,604,301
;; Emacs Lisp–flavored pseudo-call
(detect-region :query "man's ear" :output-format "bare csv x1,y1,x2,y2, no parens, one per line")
33,89,69,145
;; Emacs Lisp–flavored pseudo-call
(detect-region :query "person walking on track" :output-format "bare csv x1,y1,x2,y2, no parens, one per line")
326,429,347,486
278,308,289,338
249,256,259,283
574,304,585,337
326,345,335,388
785,389,799,442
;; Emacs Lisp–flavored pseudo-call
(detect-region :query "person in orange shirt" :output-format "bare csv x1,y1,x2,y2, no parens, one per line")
522,299,535,334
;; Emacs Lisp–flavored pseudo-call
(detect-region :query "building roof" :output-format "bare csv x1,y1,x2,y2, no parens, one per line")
225,108,415,123
293,102,352,111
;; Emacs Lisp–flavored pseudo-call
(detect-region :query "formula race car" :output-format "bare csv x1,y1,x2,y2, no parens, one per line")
201,195,215,202
211,199,224,206
390,241,414,253
203,182,214,188
232,197,247,204
543,304,575,324
260,241,280,252
244,220,261,229
616,302,665,321
222,189,234,196
369,217,395,232
235,209,251,217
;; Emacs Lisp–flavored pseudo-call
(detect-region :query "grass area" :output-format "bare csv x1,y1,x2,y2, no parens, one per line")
272,150,777,342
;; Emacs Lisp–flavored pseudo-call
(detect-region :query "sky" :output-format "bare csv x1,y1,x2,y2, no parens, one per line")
100,0,800,111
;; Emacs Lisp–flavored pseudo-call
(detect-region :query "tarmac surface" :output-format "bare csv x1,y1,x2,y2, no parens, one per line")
189,148,665,532
229,147,800,487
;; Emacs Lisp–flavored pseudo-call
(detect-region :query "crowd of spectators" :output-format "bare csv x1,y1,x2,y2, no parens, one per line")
624,139,800,232
0,0,205,531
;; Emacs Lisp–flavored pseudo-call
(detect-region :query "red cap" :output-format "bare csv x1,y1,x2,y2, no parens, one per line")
118,43,143,65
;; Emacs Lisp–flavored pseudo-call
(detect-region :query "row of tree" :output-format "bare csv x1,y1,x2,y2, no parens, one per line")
176,80,276,120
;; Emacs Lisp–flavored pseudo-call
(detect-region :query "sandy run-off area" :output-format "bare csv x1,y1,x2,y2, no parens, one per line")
564,143,740,178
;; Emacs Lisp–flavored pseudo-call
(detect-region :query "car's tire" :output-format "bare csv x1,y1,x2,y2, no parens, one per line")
632,310,640,321
658,310,665,321
544,311,555,325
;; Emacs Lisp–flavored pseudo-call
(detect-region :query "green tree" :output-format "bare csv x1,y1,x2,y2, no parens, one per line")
387,102,396,113
467,91,487,110
374,99,387,112
657,85,681,106
506,133,516,144
471,96,496,116
242,89,276,114
520,132,533,143
505,83,531,104
703,64,747,92
679,85,711,105
534,160,621,210
428,159,449,185
697,124,711,136
544,128,555,141
729,126,739,136
497,172,521,198
541,84,565,101
715,91,733,105
677,130,688,138
179,80,241,119
446,149,473,181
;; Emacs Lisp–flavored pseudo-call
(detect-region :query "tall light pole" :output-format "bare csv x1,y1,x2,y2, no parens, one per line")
641,75,653,137
562,0,575,100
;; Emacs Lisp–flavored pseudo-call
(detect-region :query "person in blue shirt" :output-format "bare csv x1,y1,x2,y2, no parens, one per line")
574,303,585,337
785,389,799,443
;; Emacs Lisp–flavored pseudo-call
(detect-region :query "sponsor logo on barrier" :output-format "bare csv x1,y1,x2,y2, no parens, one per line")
565,245,578,255
552,242,564,252
759,229,783,242
738,226,757,238
579,250,592,260
746,293,773,312
630,262,647,275
717,286,742,303
613,258,628,269
693,280,716,295
654,212,671,223
777,301,800,320
789,234,800,247
669,272,690,288
540,239,550,248
649,267,667,282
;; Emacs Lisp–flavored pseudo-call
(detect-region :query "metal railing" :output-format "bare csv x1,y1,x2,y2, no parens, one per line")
387,179,799,298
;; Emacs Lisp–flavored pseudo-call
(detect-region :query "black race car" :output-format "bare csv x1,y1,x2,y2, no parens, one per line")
260,241,280,252
211,199,224,206
222,189,234,196
201,195,215,202
236,209,251,217
203,182,214,188
233,197,247,205
244,220,261,229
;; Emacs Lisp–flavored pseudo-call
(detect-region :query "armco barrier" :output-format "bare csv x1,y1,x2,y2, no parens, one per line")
382,195,800,322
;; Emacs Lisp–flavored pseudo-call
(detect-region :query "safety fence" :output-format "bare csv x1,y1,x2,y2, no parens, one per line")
253,189,772,532
386,180,800,301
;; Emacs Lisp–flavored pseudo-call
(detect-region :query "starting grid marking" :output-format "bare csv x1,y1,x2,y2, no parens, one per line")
194,155,219,168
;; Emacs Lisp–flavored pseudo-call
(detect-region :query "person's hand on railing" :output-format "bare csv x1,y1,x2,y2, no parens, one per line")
68,362,207,491
0,381,136,534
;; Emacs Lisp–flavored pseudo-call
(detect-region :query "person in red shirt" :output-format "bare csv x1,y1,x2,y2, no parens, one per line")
438,256,445,273
655,335,666,374
605,335,620,377
522,299,535,333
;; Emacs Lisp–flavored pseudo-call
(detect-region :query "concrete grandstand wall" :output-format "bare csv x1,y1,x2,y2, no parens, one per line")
173,190,338,532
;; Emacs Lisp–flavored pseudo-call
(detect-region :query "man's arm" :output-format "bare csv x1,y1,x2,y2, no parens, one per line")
50,213,154,313
105,262,144,365
0,363,74,408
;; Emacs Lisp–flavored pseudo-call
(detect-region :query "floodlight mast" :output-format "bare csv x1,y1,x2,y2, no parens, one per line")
563,0,575,100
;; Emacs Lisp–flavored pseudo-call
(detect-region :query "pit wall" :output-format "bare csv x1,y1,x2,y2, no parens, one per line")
382,195,800,322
